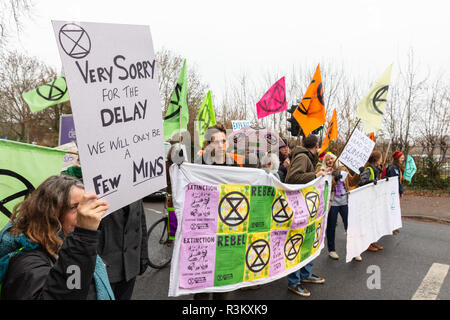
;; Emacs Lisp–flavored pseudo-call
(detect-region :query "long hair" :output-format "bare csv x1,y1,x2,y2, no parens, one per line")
393,156,404,171
365,150,383,168
9,175,84,256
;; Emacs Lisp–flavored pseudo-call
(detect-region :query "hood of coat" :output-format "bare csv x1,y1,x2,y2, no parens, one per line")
0,223,39,283
290,146,318,166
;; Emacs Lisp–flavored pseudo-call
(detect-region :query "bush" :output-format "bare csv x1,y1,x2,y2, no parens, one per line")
405,169,450,192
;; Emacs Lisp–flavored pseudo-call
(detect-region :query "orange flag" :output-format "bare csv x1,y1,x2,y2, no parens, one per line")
293,64,326,137
318,108,338,156
368,132,375,142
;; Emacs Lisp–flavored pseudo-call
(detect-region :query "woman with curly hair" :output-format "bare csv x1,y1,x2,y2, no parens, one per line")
0,175,113,300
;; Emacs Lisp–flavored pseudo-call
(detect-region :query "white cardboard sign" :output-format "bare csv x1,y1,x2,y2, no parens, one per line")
52,21,166,216
231,120,250,131
338,128,375,174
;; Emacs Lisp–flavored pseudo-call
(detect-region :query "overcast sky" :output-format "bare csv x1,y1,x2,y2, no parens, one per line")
9,0,450,102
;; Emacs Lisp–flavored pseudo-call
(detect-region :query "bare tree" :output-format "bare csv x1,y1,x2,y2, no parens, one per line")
0,50,58,144
416,76,450,179
156,48,209,143
0,0,34,47
384,50,427,155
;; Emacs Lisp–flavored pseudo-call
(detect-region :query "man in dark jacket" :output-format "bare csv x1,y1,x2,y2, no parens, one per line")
97,200,149,300
285,134,330,297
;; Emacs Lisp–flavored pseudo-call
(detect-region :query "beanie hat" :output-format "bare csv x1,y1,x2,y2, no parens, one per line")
392,151,404,159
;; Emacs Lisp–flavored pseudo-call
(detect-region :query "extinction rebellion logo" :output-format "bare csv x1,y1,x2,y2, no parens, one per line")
0,169,35,218
58,23,91,59
36,77,68,101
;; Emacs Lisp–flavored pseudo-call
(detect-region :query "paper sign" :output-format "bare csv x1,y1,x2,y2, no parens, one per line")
231,120,250,131
52,21,166,216
338,128,376,174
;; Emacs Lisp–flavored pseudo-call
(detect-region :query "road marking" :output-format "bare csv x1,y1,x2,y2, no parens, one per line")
412,263,449,300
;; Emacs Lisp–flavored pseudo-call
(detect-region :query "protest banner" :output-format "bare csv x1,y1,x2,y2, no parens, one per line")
0,140,66,229
168,162,331,296
52,21,166,216
231,120,250,131
59,114,77,145
256,77,287,119
346,177,402,262
338,128,375,174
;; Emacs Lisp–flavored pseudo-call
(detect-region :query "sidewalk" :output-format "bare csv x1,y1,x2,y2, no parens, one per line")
401,194,450,223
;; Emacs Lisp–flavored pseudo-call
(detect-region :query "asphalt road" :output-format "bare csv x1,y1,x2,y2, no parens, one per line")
133,201,450,300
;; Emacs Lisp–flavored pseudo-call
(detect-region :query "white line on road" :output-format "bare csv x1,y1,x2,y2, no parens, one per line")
412,263,449,300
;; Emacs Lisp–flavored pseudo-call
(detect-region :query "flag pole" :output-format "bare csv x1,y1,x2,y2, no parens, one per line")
178,105,182,143
336,118,361,159
382,138,392,167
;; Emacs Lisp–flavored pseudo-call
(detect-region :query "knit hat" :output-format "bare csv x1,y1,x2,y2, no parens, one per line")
392,150,404,159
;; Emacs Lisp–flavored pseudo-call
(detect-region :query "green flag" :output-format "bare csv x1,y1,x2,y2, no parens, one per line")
404,155,417,182
22,76,70,113
0,140,66,229
196,90,216,148
163,60,188,141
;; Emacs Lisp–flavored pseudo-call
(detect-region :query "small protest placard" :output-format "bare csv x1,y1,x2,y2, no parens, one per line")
231,120,250,131
338,128,375,174
59,114,76,145
52,21,166,216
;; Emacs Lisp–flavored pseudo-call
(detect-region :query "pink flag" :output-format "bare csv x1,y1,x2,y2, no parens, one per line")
256,76,287,119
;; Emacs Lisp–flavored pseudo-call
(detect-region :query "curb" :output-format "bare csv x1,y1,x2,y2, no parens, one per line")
402,215,450,224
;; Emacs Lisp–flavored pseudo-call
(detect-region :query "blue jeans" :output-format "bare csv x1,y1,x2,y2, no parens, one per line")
326,205,348,252
287,262,314,287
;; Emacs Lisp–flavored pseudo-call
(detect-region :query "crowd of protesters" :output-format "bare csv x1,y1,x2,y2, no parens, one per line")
0,122,405,300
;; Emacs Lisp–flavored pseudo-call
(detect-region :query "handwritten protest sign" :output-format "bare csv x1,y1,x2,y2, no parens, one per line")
231,120,250,131
52,21,166,216
168,163,331,296
338,128,375,174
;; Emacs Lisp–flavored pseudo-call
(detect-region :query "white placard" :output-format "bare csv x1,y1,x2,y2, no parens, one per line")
52,21,166,216
231,120,250,131
346,177,402,262
338,128,375,174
